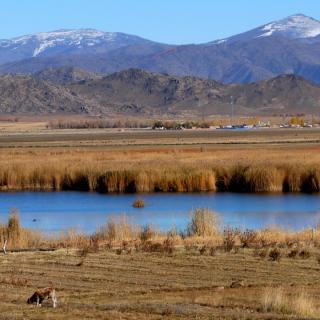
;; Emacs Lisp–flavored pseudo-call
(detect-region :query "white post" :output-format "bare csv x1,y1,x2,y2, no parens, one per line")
312,228,315,243
3,239,7,254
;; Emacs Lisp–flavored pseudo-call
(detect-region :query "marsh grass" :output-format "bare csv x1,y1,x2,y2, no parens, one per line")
96,215,139,244
0,209,43,249
0,148,318,193
262,287,318,318
133,199,145,208
2,208,320,254
300,168,320,193
217,165,285,193
187,209,220,237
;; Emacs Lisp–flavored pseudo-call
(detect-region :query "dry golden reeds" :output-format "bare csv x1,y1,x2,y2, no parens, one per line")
133,199,145,208
187,209,220,237
2,208,320,256
0,147,317,194
262,287,318,318
0,209,44,249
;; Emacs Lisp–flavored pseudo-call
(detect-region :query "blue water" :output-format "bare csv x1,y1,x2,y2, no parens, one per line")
0,192,319,233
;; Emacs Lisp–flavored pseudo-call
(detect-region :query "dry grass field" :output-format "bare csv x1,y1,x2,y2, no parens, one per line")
0,127,319,148
2,248,320,319
0,125,319,319
0,128,318,193
1,211,320,319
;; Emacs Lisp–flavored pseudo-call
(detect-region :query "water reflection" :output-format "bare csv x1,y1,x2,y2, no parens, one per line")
0,192,319,233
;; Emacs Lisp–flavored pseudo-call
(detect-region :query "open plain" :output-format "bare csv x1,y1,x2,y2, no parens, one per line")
2,247,320,320
0,124,319,319
0,124,318,193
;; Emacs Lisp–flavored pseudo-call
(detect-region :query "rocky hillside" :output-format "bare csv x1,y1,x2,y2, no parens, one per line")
34,66,102,85
0,74,87,114
0,68,320,116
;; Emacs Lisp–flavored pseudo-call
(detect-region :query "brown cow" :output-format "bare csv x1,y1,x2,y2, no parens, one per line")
27,287,57,308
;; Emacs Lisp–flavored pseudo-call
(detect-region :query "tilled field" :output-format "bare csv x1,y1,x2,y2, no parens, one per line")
0,128,319,148
1,249,320,319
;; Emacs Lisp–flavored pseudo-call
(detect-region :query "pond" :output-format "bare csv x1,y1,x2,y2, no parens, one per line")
0,192,319,233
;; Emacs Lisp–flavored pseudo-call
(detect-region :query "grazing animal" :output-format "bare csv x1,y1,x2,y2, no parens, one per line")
27,287,57,308
230,280,245,288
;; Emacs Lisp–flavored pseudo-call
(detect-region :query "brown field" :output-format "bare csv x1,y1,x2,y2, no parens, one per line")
0,127,319,147
2,248,320,320
0,127,318,193
2,211,320,319
0,126,319,319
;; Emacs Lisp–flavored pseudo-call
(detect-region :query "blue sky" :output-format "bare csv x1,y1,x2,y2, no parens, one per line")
1,0,320,44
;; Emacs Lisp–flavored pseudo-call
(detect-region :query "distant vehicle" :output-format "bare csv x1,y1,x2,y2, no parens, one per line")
218,124,254,130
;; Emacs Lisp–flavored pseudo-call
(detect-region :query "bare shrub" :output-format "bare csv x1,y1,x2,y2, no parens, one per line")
139,225,155,243
184,242,198,253
89,234,101,252
187,209,220,237
256,227,287,248
7,208,21,247
199,245,207,255
299,249,311,259
77,244,90,258
0,209,44,249
132,199,145,208
142,241,163,253
287,248,298,258
209,246,216,256
269,248,281,261
97,215,137,244
254,248,268,259
162,237,175,254
240,229,258,248
223,228,239,252
104,218,116,242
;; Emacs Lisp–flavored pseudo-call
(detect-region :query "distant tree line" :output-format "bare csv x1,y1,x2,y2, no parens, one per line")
47,119,213,130
47,119,152,129
152,120,210,130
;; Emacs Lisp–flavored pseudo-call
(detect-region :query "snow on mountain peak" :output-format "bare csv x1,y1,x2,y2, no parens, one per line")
257,14,320,39
31,29,115,56
2,29,118,57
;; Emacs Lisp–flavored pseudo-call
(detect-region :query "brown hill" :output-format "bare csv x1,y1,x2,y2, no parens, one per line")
68,69,320,116
0,68,320,116
0,74,87,114
34,66,102,85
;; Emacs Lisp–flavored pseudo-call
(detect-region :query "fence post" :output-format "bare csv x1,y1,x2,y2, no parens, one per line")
3,239,7,254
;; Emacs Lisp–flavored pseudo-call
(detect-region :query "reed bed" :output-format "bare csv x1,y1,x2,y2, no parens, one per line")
0,209,44,249
262,287,318,318
0,143,317,194
3,209,320,256
0,151,318,193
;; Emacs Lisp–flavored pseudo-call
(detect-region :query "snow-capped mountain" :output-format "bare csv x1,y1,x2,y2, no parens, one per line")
257,14,320,39
0,29,156,65
2,14,320,85
212,14,320,44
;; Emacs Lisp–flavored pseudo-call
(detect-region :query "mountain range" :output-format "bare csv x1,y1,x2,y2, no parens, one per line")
1,14,320,116
2,14,320,84
1,67,320,116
